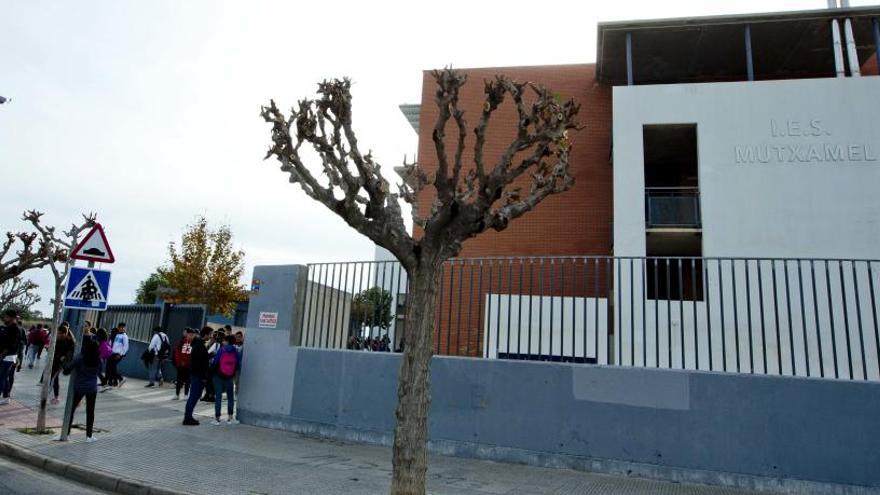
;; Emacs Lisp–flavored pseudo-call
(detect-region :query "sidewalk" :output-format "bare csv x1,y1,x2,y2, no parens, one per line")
0,364,763,495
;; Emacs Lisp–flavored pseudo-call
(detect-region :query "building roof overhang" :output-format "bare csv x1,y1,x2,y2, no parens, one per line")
596,6,880,85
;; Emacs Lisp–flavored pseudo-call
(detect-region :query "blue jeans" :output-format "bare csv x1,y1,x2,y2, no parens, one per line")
148,358,166,384
212,375,234,419
184,376,205,420
0,361,13,399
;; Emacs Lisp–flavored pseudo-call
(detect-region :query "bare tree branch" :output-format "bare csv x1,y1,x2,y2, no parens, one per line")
0,276,40,309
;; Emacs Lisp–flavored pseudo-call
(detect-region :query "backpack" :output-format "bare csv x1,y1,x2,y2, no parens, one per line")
217,348,237,379
157,333,171,360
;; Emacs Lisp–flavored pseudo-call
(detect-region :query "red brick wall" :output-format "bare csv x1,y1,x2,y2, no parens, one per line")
415,64,613,258
412,64,614,356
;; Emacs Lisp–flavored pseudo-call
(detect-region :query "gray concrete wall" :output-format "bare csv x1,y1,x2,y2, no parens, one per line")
239,348,880,494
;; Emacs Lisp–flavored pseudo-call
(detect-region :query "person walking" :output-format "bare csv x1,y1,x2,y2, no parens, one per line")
211,334,240,425
26,324,46,368
145,327,171,388
96,328,111,388
183,327,212,426
107,323,129,387
61,335,101,442
172,328,194,400
4,319,27,399
49,325,76,405
0,310,22,406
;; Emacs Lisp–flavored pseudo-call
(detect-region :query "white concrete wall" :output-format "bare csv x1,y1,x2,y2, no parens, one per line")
613,76,880,259
483,294,610,364
613,78,880,381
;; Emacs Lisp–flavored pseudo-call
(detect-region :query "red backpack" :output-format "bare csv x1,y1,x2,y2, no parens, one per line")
217,348,237,378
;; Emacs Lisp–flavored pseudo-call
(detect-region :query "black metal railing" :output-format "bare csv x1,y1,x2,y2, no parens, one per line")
645,187,701,228
300,257,880,382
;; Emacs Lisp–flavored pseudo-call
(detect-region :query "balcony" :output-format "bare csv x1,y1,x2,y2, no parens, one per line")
645,187,701,229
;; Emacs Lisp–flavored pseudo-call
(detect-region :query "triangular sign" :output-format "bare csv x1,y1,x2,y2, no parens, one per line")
67,270,107,303
71,223,115,263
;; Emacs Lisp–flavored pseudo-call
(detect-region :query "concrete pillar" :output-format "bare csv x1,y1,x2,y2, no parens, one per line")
237,264,308,421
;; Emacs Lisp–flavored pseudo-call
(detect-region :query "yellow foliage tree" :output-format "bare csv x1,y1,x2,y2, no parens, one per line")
159,217,247,316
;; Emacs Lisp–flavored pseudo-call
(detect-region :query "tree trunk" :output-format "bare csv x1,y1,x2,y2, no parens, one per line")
390,265,442,495
35,287,63,433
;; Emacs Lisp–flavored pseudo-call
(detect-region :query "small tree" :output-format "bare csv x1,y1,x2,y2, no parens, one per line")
0,277,41,320
351,287,394,334
158,217,247,316
0,277,40,311
261,69,578,494
24,211,96,433
0,231,53,285
135,271,169,304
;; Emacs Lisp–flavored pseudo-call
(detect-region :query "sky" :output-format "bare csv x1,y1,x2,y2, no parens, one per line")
1,0,874,315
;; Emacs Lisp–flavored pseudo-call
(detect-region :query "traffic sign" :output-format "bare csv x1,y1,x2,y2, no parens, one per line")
71,223,115,263
63,267,111,311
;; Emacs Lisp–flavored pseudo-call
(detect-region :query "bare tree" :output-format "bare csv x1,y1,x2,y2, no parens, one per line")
0,231,54,285
23,211,96,433
0,276,40,311
261,68,578,494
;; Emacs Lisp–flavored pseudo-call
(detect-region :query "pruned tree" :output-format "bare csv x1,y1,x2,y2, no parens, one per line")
0,231,54,285
24,210,96,433
261,68,578,494
0,276,41,313
158,217,248,316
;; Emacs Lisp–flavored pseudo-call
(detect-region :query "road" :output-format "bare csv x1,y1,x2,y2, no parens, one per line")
0,455,109,494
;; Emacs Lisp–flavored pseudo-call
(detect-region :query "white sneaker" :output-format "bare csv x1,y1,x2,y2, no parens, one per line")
0,398,9,406
210,419,222,426
86,436,97,443
52,434,64,441
172,395,180,401
226,418,239,425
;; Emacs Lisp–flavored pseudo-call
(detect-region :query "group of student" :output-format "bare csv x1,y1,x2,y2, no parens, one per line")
140,325,243,426
0,311,245,440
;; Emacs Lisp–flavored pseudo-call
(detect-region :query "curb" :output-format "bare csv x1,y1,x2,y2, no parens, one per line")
0,438,192,495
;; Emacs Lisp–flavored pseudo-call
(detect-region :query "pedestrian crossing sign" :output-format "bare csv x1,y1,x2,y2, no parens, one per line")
63,266,112,311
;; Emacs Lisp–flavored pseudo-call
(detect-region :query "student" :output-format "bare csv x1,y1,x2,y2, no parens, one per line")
173,328,194,400
183,327,212,426
4,319,27,399
61,335,101,442
201,331,223,403
96,328,111,388
145,327,171,388
50,325,76,405
107,322,129,387
0,310,21,406
233,331,244,395
211,334,240,425
36,324,49,360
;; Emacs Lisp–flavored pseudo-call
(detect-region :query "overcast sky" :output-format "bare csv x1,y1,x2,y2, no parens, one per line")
1,0,873,315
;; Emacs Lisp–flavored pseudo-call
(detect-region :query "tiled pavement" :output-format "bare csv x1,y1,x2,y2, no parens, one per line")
0,363,766,495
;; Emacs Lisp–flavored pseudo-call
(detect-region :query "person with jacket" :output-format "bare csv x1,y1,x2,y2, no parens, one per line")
96,328,112,388
61,335,101,442
4,320,27,399
0,310,21,406
210,334,241,425
172,328,194,400
200,330,223,403
106,322,129,387
183,326,212,426
49,325,76,405
145,327,171,388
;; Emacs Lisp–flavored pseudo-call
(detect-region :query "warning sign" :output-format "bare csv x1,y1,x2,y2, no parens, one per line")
258,312,278,329
71,224,115,263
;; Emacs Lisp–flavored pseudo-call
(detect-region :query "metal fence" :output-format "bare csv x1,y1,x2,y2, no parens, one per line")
300,257,880,382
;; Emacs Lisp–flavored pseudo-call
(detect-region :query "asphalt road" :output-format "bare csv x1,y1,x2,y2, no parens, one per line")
0,455,109,494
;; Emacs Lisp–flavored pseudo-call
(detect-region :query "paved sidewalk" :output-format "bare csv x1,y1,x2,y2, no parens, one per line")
0,364,764,495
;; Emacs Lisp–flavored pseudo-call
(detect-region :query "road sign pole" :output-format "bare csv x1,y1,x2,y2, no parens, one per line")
59,260,95,441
